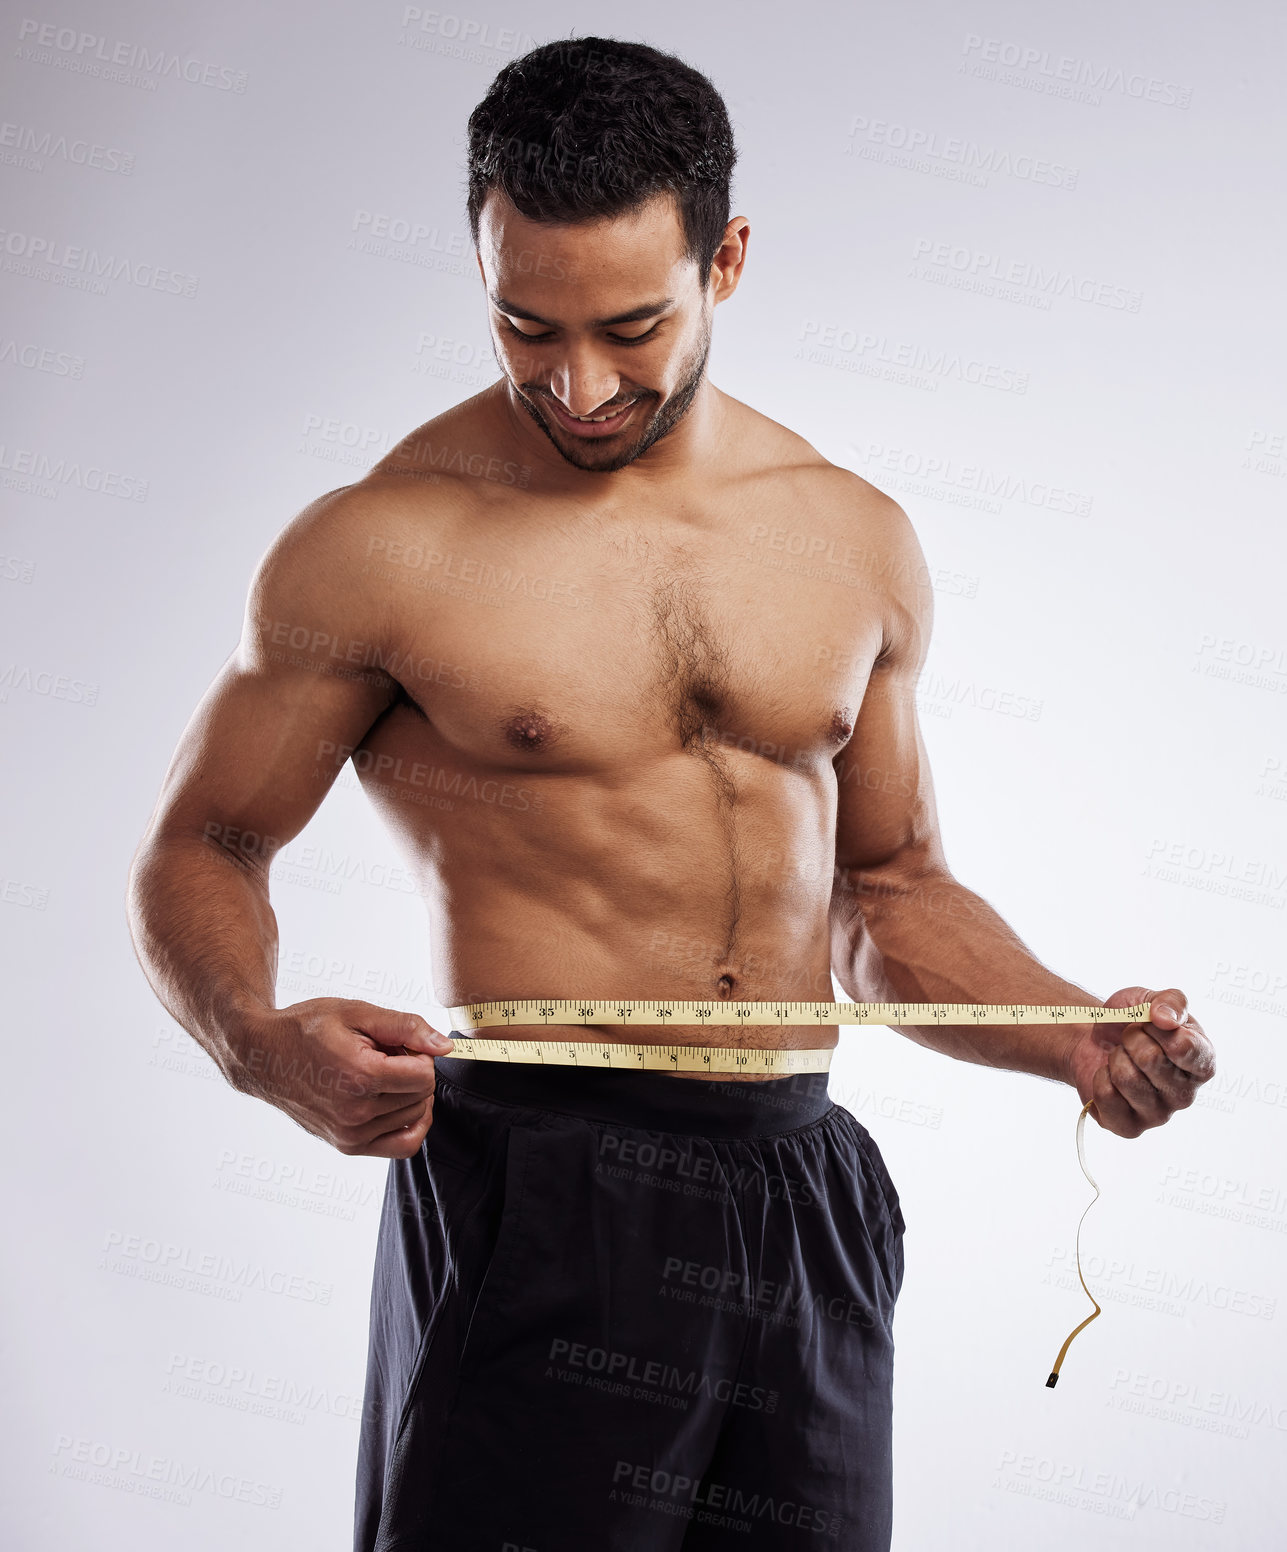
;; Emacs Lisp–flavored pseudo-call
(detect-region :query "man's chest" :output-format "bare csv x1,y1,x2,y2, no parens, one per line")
366,503,887,772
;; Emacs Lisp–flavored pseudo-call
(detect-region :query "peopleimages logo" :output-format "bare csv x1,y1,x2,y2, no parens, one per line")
909,238,1142,312
854,441,1093,517
50,1434,282,1508
398,7,536,53
99,1230,335,1304
0,120,135,173
847,115,1078,189
611,1460,843,1538
0,227,197,296
0,337,85,376
15,18,248,92
548,1338,780,1411
960,34,1193,109
0,441,148,499
796,321,1029,394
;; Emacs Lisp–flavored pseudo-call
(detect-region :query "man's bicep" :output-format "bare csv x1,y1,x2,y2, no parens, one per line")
833,658,944,878
142,493,399,869
148,655,395,866
833,497,944,879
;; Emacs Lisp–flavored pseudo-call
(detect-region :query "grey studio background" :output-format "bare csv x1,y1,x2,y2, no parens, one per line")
3,0,1285,1547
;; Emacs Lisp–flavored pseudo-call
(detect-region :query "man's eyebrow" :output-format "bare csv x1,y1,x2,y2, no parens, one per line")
489,294,674,328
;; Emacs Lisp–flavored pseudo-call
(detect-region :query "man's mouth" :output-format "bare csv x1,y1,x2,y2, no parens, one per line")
541,394,641,438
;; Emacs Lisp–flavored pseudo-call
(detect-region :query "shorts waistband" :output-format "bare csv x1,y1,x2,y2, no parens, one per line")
432,1052,835,1138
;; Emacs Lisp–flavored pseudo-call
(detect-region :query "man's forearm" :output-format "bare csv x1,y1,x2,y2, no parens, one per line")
830,863,1100,1084
126,835,279,1089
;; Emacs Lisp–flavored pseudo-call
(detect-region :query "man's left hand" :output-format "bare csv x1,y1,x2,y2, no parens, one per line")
1064,986,1215,1138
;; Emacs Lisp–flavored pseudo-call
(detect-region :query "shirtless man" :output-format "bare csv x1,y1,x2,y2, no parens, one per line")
127,35,1214,1552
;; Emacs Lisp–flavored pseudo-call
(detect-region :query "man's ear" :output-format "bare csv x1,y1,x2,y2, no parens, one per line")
711,217,750,303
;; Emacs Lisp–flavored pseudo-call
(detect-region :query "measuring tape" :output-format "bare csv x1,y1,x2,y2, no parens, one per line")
445,997,1153,1070
443,997,1152,1388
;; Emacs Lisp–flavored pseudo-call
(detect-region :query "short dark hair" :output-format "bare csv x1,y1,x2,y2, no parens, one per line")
466,36,737,275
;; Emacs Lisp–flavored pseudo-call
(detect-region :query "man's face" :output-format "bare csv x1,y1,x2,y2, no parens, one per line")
476,190,715,474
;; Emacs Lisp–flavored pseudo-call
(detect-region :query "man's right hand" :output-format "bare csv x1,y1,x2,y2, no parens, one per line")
229,998,456,1158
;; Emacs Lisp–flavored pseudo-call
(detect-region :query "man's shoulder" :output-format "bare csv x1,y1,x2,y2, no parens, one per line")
246,464,470,640
254,476,441,579
262,398,498,570
722,395,913,527
363,387,527,496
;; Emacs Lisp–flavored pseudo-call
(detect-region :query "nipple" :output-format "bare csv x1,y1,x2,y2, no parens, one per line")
505,709,555,752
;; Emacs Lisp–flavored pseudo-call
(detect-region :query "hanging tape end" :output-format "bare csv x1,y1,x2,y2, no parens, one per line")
1045,1372,1060,1389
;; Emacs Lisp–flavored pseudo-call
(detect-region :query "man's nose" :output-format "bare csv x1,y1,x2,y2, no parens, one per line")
549,349,622,417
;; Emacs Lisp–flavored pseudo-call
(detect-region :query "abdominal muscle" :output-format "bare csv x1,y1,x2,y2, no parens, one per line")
360,716,846,1080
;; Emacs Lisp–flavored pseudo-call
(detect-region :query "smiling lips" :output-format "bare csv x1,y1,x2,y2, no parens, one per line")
542,394,640,438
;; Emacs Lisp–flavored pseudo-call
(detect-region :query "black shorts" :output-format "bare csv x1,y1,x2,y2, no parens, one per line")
355,1054,906,1551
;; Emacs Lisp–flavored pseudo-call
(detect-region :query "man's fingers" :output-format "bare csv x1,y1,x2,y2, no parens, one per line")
336,1055,440,1132
356,1085,437,1122
1090,1049,1164,1137
1121,1026,1202,1107
1089,1028,1213,1137
351,1006,455,1057
1087,1064,1132,1135
1084,986,1213,1136
1151,1021,1214,1082
347,1045,451,1094
1109,1044,1168,1120
334,1095,433,1156
325,1045,440,1126
1136,985,1214,1081
1090,1066,1145,1137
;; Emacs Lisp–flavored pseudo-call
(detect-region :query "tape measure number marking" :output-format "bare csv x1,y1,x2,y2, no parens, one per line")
447,998,1154,1034
439,1038,834,1073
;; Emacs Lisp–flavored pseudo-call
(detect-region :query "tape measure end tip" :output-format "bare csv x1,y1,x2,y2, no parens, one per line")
1045,1372,1059,1389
